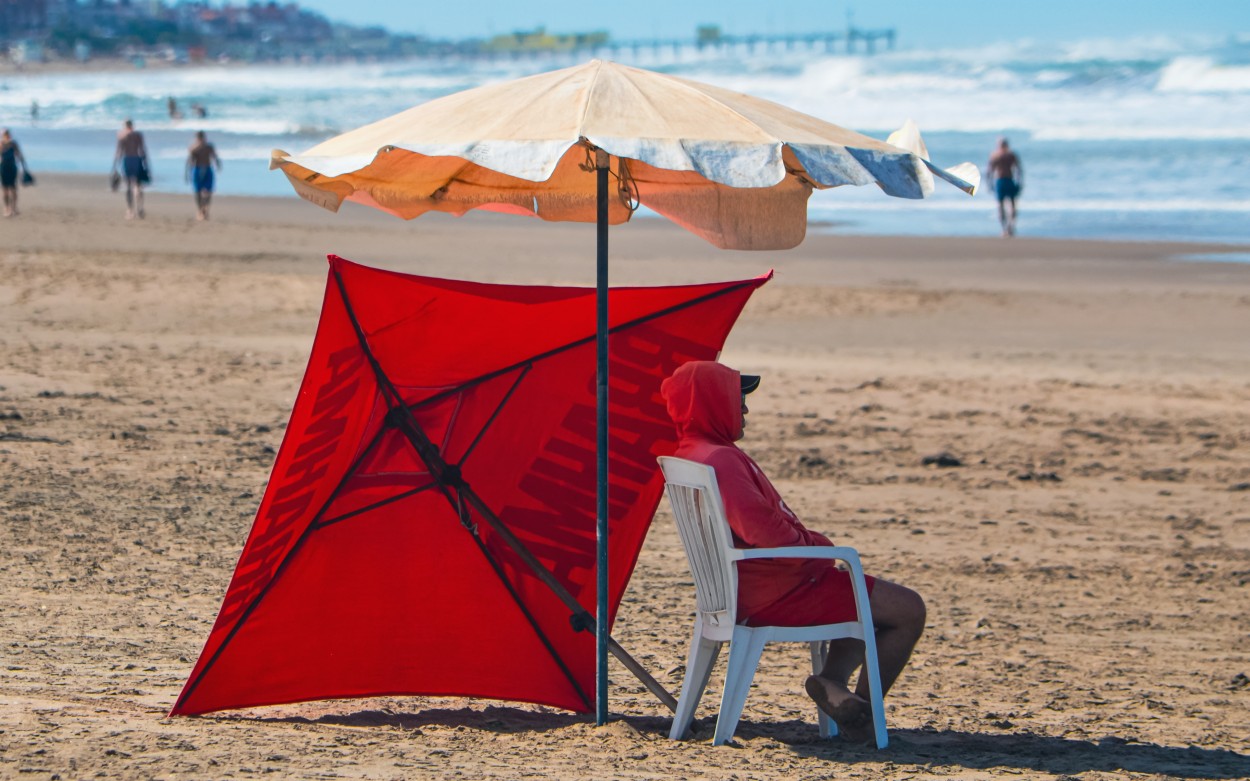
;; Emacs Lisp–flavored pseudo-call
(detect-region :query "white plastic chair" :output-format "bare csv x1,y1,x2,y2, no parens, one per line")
657,456,888,747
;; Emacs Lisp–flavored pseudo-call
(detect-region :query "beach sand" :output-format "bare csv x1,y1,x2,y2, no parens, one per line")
2,174,1248,780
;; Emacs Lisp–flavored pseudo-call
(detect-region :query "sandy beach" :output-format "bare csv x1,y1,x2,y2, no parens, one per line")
2,173,1248,780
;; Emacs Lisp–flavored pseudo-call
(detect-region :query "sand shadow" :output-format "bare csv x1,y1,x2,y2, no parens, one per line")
773,724,1249,779
229,704,588,734
206,707,1249,778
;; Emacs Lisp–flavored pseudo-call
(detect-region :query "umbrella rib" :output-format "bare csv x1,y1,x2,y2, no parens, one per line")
456,362,531,468
461,515,594,711
408,279,760,411
175,416,391,713
313,481,439,531
575,60,603,137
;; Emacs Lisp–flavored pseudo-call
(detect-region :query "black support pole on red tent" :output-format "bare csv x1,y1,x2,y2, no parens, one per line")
595,147,611,727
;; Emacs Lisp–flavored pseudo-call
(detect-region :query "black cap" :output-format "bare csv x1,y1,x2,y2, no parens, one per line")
740,374,761,395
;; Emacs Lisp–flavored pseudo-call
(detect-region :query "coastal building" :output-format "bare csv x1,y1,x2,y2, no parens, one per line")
0,0,47,40
4,2,895,66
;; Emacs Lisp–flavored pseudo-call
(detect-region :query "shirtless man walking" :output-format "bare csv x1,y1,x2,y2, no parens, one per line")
113,119,149,220
186,131,222,221
987,137,1023,237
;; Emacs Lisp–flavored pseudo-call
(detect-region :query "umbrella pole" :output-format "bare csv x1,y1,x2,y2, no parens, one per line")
595,147,611,726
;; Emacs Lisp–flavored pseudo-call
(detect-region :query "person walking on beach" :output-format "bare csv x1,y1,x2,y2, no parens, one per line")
987,137,1023,236
113,119,150,220
1,129,30,218
186,131,222,221
660,360,927,742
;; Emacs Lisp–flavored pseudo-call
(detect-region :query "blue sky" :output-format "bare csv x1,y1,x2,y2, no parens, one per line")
293,1,1250,48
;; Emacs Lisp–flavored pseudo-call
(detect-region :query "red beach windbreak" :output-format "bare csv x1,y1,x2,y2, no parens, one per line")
172,255,769,715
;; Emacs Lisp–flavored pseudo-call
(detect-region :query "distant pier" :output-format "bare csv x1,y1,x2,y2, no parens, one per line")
485,27,897,61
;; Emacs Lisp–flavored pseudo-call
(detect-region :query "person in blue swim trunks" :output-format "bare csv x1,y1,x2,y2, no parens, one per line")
186,131,222,221
987,137,1023,237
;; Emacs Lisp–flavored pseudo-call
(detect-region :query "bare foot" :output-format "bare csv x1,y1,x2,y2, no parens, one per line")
805,675,873,742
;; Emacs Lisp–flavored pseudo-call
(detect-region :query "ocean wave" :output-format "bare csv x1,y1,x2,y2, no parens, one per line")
810,196,1250,214
1156,56,1250,93
1030,124,1250,141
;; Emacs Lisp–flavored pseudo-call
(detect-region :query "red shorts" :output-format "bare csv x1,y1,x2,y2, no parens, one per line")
743,567,876,627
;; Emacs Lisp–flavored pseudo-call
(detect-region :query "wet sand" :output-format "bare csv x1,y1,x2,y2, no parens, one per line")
2,174,1248,779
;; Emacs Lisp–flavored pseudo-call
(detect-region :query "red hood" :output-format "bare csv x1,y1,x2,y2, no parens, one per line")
661,360,742,446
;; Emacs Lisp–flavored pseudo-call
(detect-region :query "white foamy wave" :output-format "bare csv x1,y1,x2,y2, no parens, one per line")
1053,34,1202,63
1019,198,1250,213
213,144,303,160
1031,124,1250,141
1156,57,1250,93
646,44,1250,138
34,114,305,135
812,197,1250,214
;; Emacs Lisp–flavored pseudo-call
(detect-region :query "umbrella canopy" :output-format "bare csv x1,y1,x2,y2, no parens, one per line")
272,59,978,250
172,256,769,716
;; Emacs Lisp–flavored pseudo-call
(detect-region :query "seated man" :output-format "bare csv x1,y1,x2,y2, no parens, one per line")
660,360,926,740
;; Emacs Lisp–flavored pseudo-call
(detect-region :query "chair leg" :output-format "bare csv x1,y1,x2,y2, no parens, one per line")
712,627,767,746
852,607,889,748
809,640,836,738
669,630,722,740
860,631,889,749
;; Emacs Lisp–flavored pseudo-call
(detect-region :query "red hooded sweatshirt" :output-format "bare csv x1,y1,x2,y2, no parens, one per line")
660,360,834,623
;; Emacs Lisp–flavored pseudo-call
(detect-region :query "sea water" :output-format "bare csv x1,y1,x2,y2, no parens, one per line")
3,33,1249,244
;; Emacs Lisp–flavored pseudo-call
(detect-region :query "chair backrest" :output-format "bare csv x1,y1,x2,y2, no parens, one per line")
658,456,741,632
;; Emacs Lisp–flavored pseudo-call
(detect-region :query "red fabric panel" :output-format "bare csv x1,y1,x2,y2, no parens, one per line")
172,257,769,715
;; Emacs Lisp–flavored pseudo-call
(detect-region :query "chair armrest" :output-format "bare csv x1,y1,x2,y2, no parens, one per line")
734,546,861,566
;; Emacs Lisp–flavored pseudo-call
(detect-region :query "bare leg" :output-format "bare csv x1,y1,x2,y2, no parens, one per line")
998,198,1010,236
807,579,926,739
1006,197,1018,235
854,579,926,697
3,186,14,216
135,185,145,219
125,179,136,218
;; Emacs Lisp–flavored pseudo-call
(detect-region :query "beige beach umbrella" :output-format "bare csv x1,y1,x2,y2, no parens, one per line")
269,59,978,725
271,59,976,249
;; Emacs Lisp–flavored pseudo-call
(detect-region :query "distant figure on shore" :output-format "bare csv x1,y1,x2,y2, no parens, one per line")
30,101,38,122
987,137,1023,237
191,102,208,119
113,119,150,220
186,131,222,221
1,129,30,217
168,96,183,120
